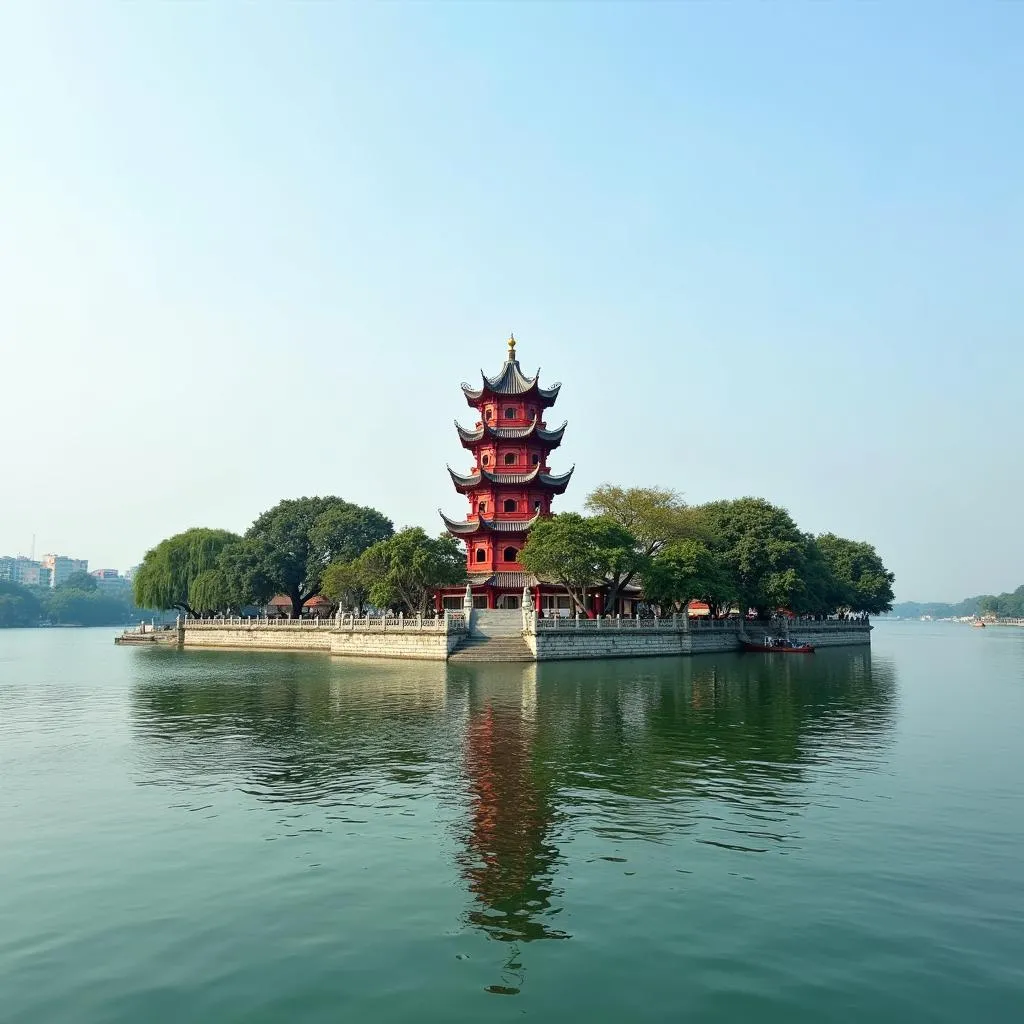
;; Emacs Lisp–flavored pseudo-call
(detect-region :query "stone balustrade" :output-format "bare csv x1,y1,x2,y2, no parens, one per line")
180,612,466,633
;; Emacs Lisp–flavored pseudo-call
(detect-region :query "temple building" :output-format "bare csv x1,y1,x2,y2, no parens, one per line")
437,335,640,617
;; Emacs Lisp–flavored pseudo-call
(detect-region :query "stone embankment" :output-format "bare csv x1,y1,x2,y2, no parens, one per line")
114,604,871,662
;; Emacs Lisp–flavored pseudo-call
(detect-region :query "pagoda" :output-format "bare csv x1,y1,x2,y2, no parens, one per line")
437,334,573,611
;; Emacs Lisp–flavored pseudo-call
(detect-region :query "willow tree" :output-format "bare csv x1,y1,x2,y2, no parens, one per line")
132,528,240,617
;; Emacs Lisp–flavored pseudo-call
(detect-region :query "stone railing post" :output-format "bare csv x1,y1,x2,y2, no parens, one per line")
521,586,535,634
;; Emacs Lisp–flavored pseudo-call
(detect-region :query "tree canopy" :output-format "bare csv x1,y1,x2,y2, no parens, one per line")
814,534,895,614
696,498,811,618
354,528,464,615
60,570,97,593
584,485,702,613
132,528,241,616
520,513,641,616
643,539,737,616
221,497,394,617
979,585,1024,618
0,580,41,627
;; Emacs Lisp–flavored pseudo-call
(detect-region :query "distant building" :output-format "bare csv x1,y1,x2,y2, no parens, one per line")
90,569,131,593
41,554,88,588
125,564,141,581
265,594,334,618
0,556,51,588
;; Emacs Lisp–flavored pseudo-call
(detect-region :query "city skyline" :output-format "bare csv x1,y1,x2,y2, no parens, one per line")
2,5,1022,602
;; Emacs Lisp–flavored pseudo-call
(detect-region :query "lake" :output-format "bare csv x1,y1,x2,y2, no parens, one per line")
1,623,1022,1022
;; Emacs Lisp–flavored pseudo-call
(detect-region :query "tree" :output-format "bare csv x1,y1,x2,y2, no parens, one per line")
44,589,132,626
0,581,41,627
519,513,643,616
697,498,809,618
643,539,737,616
321,560,372,614
133,528,241,617
815,534,895,614
221,497,394,618
60,570,97,593
356,528,464,615
188,569,240,616
584,485,703,613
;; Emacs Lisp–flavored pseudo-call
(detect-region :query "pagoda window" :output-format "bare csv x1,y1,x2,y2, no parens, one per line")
478,501,487,514
482,454,490,466
504,407,516,419
485,408,494,421
503,547,518,562
475,548,486,563
531,454,539,465
534,500,542,512
503,498,517,513
503,453,516,466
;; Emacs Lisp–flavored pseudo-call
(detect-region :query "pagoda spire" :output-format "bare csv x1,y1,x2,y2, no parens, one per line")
507,332,516,360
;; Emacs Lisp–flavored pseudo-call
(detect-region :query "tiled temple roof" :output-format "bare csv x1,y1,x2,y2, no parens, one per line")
465,571,541,589
460,342,561,406
439,510,541,537
454,417,567,449
447,464,575,493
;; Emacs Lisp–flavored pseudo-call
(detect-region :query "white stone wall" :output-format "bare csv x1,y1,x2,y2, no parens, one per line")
525,622,871,660
181,625,458,660
784,625,871,647
527,629,739,660
183,628,332,652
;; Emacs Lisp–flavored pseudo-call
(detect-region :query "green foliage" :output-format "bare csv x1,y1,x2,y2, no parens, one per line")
60,570,97,593
978,585,1024,618
815,534,896,614
643,539,737,615
222,497,394,617
133,528,241,616
43,589,133,626
697,498,810,617
584,485,700,613
520,513,642,615
187,569,239,616
356,528,464,614
0,580,41,627
584,485,701,554
321,560,371,613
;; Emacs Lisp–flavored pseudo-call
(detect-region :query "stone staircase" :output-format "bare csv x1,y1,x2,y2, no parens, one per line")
469,609,524,638
447,608,534,662
448,634,535,663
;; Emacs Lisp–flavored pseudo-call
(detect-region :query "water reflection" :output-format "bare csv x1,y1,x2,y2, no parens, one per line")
131,647,896,973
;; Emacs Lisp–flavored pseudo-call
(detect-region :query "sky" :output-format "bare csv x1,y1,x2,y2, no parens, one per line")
1,3,1021,602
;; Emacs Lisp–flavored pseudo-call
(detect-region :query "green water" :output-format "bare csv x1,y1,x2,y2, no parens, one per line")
1,624,1022,1022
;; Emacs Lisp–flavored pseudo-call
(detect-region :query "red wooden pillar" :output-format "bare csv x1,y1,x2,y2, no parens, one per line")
434,590,443,613
487,588,495,609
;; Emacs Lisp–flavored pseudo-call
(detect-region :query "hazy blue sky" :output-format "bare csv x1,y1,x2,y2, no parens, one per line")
1,4,1021,601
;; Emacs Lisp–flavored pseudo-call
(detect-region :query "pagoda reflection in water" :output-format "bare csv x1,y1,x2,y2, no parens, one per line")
449,664,569,945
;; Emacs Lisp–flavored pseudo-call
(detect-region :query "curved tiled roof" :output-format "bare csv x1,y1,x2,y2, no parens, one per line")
461,358,562,405
454,417,567,448
439,510,541,536
447,464,575,493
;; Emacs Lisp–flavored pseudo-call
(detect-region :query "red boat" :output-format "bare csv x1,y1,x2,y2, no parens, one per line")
741,637,815,654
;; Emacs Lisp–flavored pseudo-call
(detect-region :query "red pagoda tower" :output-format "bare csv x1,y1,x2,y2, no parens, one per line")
437,335,573,611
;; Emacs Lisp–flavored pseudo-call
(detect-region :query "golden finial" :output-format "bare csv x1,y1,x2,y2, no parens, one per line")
507,332,516,360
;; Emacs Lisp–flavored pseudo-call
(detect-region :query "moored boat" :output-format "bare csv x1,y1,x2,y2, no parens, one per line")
741,636,815,654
